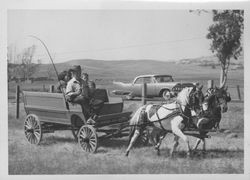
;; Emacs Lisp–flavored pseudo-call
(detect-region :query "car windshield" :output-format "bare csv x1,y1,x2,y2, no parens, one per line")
155,76,173,83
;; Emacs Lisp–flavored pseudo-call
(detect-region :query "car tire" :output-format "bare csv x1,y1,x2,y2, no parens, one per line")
162,90,171,100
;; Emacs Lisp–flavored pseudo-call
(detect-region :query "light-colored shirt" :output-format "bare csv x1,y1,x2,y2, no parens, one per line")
66,77,89,98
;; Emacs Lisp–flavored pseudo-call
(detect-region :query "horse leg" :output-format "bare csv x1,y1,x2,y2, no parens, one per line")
192,138,202,151
154,132,166,156
125,128,141,156
170,135,179,157
171,117,191,157
201,138,206,152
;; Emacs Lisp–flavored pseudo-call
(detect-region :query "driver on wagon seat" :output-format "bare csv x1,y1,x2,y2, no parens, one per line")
65,65,97,124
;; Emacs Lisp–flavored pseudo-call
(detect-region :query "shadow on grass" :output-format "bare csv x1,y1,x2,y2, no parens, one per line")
39,136,76,146
99,138,129,148
157,148,244,159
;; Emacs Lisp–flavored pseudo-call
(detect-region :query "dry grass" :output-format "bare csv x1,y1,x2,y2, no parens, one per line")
8,101,244,174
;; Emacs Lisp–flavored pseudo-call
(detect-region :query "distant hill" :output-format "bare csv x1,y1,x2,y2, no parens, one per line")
32,56,243,84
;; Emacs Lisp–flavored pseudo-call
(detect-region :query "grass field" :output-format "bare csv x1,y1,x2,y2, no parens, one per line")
8,101,244,174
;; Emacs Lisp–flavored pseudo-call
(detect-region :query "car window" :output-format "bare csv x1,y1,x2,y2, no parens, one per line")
134,77,143,84
155,76,173,83
144,77,153,83
134,77,153,84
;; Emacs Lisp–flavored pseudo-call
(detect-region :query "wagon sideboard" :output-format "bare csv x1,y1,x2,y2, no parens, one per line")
23,90,129,127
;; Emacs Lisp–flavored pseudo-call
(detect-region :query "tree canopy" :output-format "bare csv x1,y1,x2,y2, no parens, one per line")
206,10,244,87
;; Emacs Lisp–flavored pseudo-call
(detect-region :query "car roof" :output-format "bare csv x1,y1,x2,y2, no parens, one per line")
136,74,173,78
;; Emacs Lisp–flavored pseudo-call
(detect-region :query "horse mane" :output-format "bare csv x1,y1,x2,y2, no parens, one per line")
205,94,217,109
176,87,194,106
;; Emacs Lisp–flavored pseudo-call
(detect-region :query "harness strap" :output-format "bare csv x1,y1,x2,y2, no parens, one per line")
155,110,167,131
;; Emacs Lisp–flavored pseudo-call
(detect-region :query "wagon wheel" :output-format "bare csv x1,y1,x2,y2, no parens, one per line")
78,125,98,153
24,114,42,145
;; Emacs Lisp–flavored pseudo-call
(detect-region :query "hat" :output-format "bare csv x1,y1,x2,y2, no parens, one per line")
58,71,67,81
70,65,82,73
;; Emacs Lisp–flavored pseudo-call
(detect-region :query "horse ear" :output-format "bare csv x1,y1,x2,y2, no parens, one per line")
225,86,228,91
199,85,203,90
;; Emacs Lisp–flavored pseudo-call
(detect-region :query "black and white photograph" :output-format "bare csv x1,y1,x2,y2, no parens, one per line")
1,0,250,177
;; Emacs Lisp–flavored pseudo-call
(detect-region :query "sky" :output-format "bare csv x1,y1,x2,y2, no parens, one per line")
8,10,215,63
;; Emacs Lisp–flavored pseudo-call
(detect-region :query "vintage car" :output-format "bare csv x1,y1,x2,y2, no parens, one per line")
112,74,196,100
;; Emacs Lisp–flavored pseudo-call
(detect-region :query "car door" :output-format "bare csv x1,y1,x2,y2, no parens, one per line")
133,77,155,97
144,77,156,97
132,77,144,96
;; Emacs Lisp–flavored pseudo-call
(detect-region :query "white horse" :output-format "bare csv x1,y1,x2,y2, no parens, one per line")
125,86,204,157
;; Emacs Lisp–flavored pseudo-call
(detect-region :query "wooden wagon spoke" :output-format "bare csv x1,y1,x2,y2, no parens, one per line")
24,114,42,145
25,132,32,141
34,131,41,140
89,141,96,149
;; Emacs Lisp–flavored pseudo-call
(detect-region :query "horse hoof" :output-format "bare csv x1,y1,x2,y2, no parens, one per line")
125,151,129,157
157,150,160,156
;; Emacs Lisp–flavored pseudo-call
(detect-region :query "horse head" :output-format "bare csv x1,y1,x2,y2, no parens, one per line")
209,86,231,113
176,85,204,116
189,85,204,114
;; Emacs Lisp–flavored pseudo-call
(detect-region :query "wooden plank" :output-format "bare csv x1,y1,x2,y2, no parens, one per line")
96,112,132,121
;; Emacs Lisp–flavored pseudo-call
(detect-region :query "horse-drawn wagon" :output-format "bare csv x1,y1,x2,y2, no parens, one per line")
23,89,132,153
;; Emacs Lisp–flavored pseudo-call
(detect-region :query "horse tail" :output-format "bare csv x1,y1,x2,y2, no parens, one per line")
127,126,136,145
129,106,145,126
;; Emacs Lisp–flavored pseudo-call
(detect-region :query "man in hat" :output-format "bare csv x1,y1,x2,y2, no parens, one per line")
56,69,73,93
65,65,96,123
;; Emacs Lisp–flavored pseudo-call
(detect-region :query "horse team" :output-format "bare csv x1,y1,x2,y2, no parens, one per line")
125,85,231,157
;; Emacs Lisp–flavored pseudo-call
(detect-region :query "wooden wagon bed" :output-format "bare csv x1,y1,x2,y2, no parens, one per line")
22,89,132,153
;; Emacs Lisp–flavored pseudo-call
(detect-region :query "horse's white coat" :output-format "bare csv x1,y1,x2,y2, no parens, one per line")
126,87,196,156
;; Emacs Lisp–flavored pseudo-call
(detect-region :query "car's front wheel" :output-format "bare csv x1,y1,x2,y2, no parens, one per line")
162,90,171,100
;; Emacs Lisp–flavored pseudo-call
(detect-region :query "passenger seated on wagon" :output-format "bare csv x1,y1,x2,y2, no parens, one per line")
81,73,104,118
65,65,97,124
56,69,72,93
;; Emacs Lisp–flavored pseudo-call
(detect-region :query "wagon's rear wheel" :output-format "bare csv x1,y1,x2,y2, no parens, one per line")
78,125,98,153
24,114,42,145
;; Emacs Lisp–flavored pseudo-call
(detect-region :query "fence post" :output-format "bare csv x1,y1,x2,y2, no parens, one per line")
142,83,147,105
49,85,54,93
236,85,241,101
16,85,20,119
207,80,214,89
43,84,46,92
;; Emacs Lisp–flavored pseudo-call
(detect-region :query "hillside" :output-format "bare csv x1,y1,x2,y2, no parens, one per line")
34,57,243,83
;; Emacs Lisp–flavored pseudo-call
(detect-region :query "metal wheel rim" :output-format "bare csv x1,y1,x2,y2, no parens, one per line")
78,125,98,153
163,91,171,100
24,115,42,145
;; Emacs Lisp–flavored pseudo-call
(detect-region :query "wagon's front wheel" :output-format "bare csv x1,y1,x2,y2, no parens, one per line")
24,114,42,145
78,125,98,153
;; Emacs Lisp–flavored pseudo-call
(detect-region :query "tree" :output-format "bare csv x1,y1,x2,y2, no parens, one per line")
16,45,40,81
207,10,244,87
